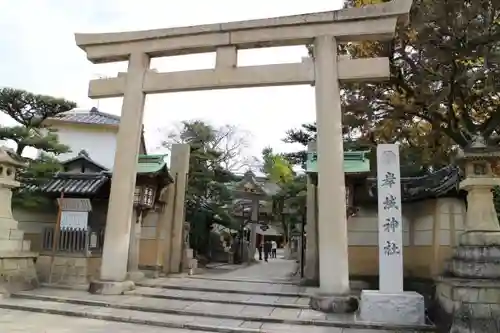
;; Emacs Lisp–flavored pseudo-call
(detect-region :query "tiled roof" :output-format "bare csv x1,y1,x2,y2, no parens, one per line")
63,150,109,171
367,165,462,202
51,107,120,125
136,154,168,175
36,173,110,195
231,170,281,198
62,153,170,178
29,153,171,195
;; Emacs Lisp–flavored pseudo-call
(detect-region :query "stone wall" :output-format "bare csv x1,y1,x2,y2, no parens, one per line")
347,197,466,278
0,254,38,293
14,205,163,282
35,255,89,285
14,206,162,266
436,278,500,331
13,208,58,253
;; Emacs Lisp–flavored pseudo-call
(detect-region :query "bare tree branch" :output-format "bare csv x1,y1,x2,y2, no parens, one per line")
159,121,254,172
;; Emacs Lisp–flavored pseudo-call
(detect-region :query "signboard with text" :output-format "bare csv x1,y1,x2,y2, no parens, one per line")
60,211,89,230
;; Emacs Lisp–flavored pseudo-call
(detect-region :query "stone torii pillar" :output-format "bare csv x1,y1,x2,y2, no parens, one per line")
88,53,149,294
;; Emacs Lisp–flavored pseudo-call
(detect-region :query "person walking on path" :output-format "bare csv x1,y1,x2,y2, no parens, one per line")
257,241,263,260
271,240,277,258
263,241,272,262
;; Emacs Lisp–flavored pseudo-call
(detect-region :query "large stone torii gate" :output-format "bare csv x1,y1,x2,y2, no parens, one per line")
75,0,412,295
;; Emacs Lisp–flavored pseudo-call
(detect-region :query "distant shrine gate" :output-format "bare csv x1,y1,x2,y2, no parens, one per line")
75,0,412,294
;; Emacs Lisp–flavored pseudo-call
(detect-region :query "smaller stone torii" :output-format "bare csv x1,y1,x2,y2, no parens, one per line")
75,0,412,295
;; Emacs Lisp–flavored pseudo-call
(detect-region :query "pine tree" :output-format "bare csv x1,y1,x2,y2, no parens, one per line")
0,88,76,208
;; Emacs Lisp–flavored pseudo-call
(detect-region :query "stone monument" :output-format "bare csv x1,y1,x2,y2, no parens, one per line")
359,144,426,325
233,171,267,263
182,221,198,274
0,146,38,295
436,136,500,333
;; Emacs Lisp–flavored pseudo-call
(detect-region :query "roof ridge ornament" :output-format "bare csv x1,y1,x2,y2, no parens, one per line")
78,149,90,157
470,133,487,149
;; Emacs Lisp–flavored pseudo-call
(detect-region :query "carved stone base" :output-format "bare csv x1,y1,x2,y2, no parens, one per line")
358,290,425,325
0,252,38,295
88,280,135,295
450,258,500,279
309,293,359,313
437,230,500,333
299,278,319,287
459,230,500,247
436,277,500,333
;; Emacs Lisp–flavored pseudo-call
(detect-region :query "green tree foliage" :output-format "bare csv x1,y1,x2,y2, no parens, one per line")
0,88,76,208
162,120,238,255
285,0,500,173
261,147,294,183
343,0,500,148
259,147,305,243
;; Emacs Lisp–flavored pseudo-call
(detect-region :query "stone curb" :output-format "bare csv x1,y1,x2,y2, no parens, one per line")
40,282,88,290
172,276,298,285
130,291,310,309
8,293,435,331
0,303,262,333
135,282,311,298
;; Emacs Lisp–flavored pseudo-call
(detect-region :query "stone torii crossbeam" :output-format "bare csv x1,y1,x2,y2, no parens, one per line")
75,0,412,295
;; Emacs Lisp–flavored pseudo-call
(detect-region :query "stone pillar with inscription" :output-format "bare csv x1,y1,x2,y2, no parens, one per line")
359,144,425,325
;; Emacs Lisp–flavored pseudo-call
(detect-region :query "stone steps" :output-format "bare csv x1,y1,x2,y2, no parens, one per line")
135,281,311,298
133,286,310,309
168,275,300,285
0,288,435,333
135,277,367,299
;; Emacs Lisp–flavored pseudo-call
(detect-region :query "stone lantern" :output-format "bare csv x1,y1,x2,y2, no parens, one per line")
0,147,26,230
457,135,500,231
127,182,158,281
0,146,38,294
436,135,500,332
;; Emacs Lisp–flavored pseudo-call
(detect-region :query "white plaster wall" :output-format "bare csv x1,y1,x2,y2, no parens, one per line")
51,128,117,169
347,197,466,247
348,207,410,246
14,209,57,234
410,200,435,246
410,198,465,246
439,198,466,246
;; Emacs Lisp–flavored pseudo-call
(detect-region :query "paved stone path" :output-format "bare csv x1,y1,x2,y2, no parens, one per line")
0,309,210,333
0,253,431,332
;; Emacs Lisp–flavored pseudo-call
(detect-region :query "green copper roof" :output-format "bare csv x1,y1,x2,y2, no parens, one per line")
306,150,371,174
137,154,168,174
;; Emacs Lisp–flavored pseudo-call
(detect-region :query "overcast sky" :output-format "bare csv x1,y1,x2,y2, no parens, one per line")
0,0,343,161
